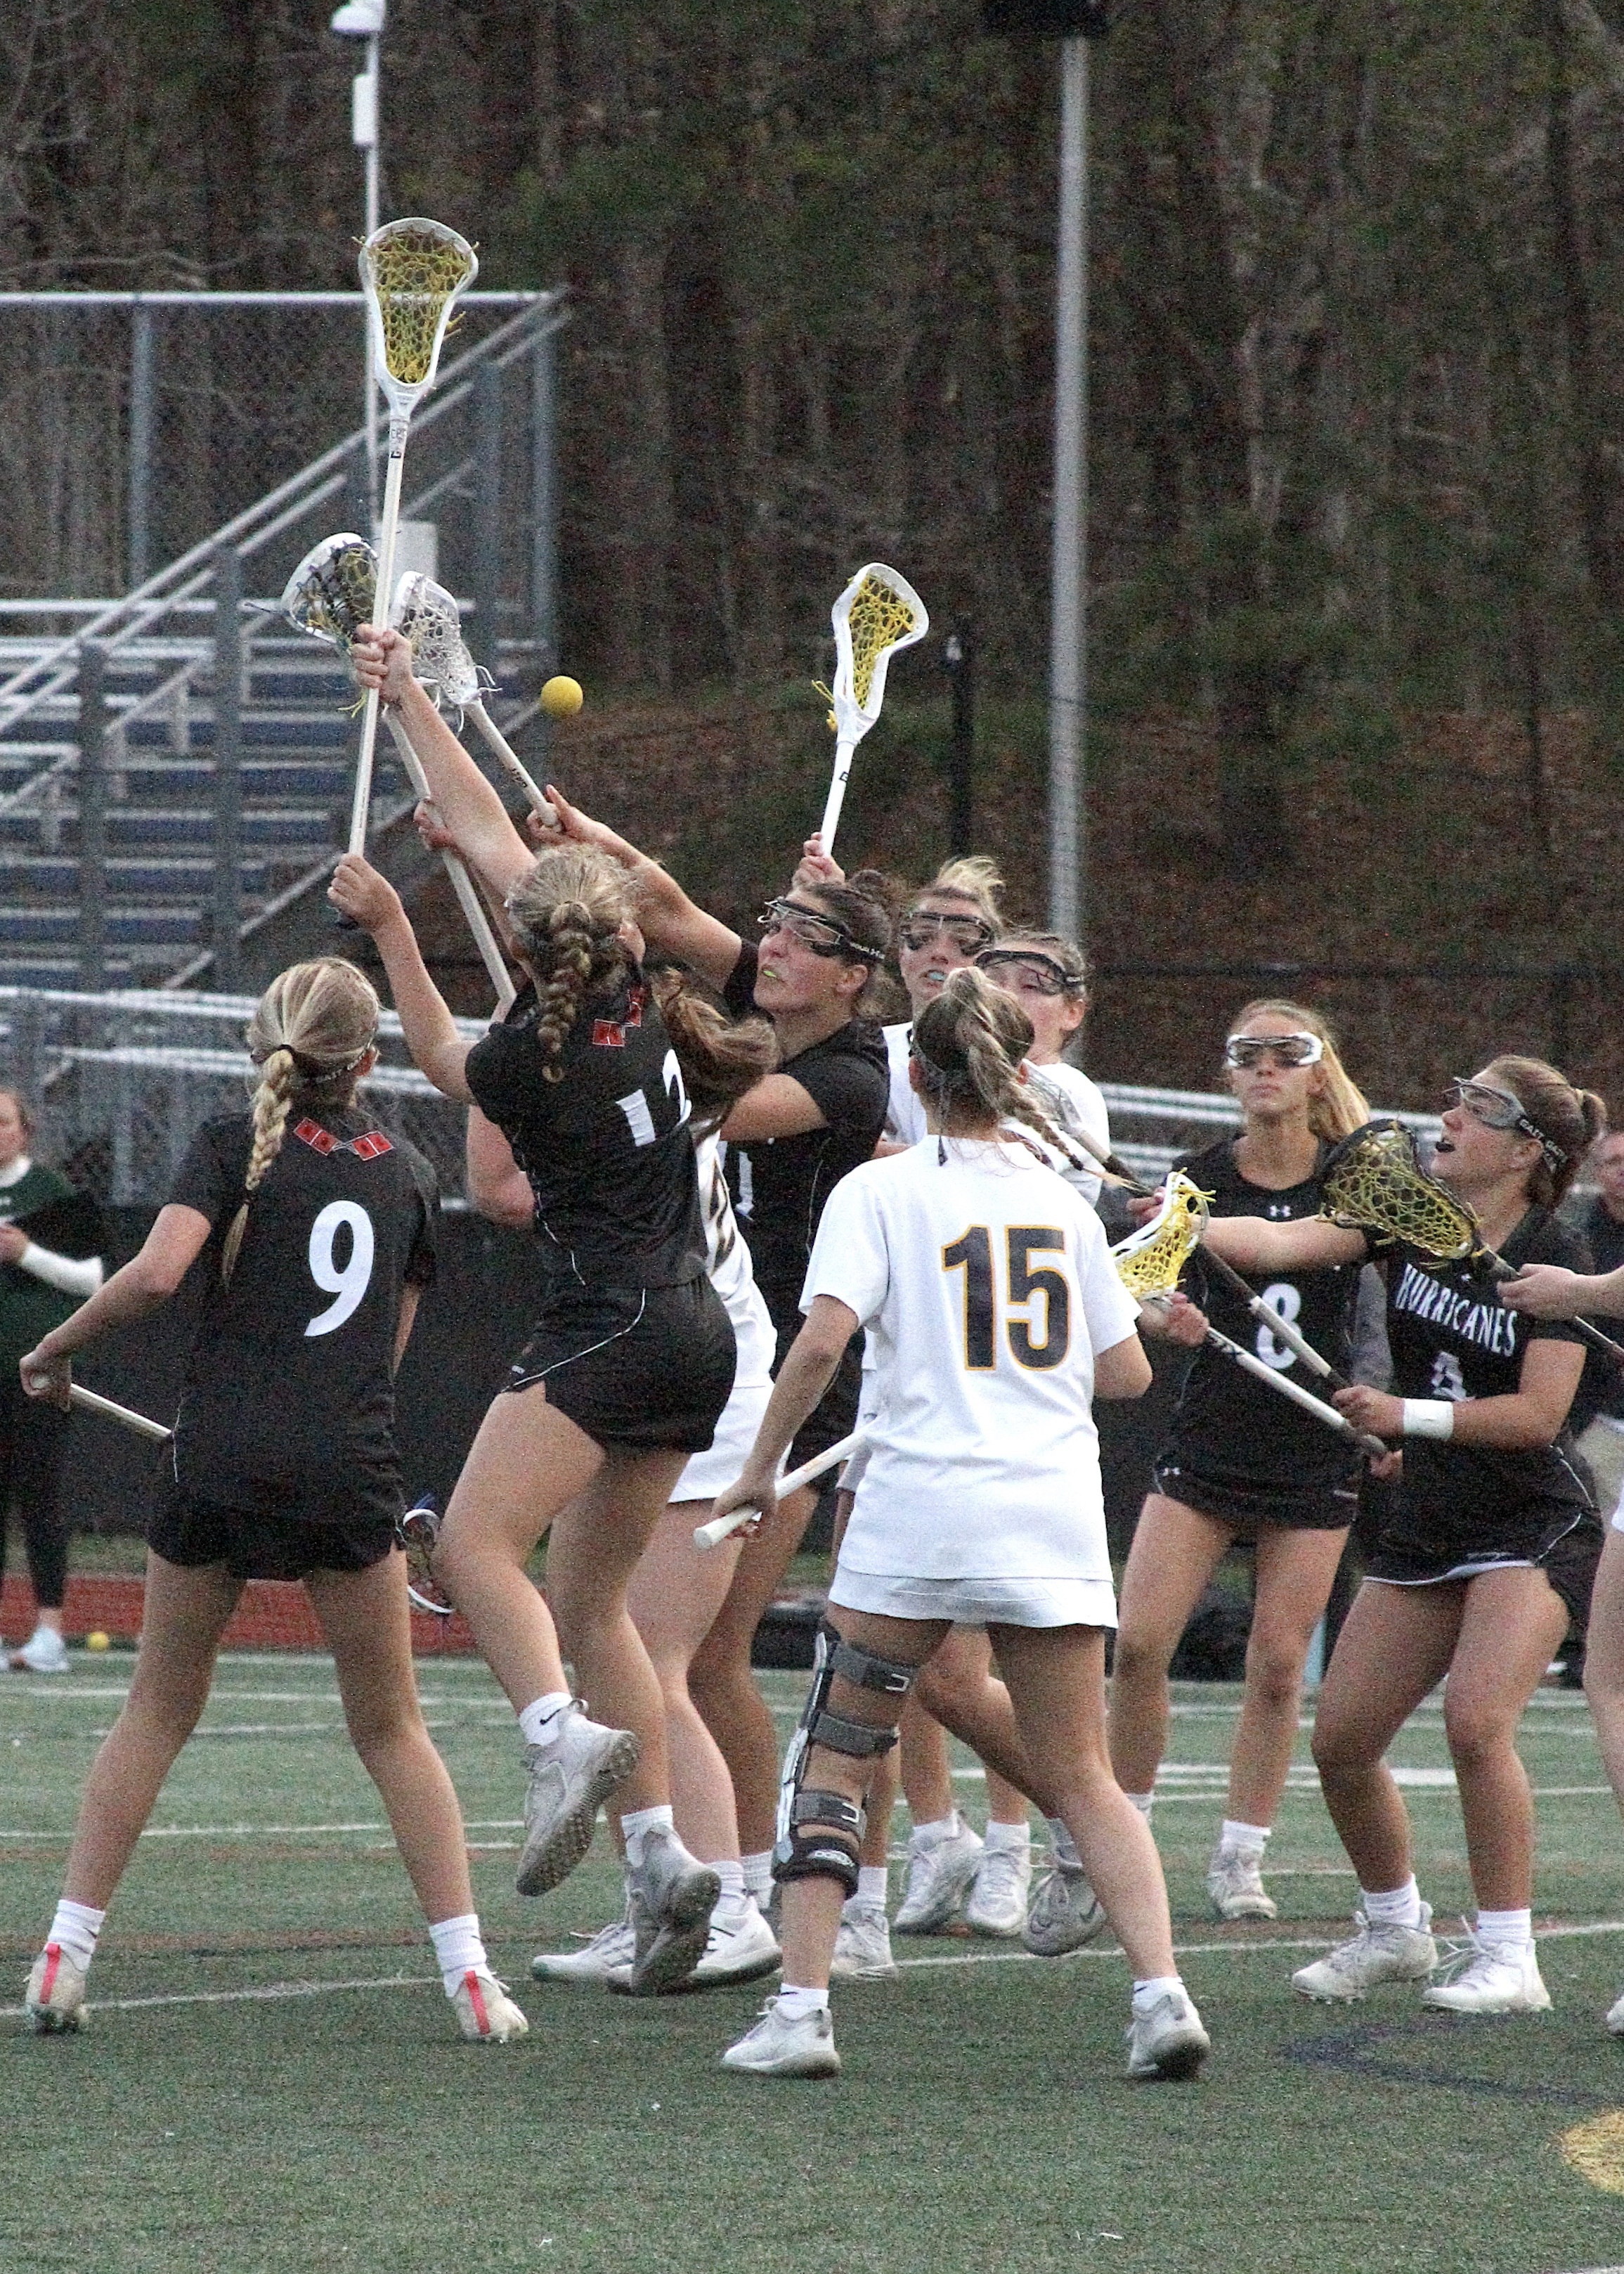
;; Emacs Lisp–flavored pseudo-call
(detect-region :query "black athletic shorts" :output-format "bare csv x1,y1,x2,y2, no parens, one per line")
504,1273,736,1454
1365,1500,1603,1633
1150,1454,1358,1536
764,1286,862,1471
148,1471,398,1582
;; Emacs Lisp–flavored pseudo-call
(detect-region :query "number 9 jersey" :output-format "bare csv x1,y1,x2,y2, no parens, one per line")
163,1106,439,1519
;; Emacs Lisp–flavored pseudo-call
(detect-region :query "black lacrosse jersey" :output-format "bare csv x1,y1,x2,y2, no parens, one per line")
166,1106,438,1517
1381,1208,1592,1548
722,938,889,1314
465,967,706,1294
1160,1136,1362,1494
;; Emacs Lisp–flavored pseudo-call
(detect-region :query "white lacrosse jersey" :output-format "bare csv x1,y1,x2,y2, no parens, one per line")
883,1023,1106,1204
800,1137,1141,1579
694,1132,775,1393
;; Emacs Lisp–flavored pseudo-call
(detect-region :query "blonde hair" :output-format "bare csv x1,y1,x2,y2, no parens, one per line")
907,854,1005,933
221,959,380,1281
912,968,1091,1167
1481,1054,1607,1209
652,974,777,1131
1226,997,1369,1143
505,846,637,1080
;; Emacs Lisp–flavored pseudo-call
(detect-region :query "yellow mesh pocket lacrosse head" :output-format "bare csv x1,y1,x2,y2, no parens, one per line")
1110,1172,1212,1302
829,564,929,744
390,572,486,713
280,534,377,653
1320,1120,1479,1265
359,219,479,418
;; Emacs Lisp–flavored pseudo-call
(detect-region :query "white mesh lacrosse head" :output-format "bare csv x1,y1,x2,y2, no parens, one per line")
390,572,487,711
1110,1173,1212,1302
359,218,479,423
829,564,929,746
280,534,377,652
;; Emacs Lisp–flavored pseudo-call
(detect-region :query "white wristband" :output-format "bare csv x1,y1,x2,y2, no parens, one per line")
1402,1398,1455,1441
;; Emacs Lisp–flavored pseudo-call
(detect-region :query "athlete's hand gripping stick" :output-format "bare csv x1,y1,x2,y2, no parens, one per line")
694,1429,868,1552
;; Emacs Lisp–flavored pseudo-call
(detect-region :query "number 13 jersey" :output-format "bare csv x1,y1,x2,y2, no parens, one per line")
166,1106,438,1516
800,1137,1141,1582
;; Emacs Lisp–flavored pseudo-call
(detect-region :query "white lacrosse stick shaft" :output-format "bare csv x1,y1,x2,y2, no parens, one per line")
348,438,405,855
384,712,514,1011
467,698,552,818
69,1383,173,1444
693,1428,867,1552
1204,1326,1386,1456
818,738,859,853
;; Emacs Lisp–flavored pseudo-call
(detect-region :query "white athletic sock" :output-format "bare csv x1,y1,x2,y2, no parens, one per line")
983,1818,1032,1852
909,1812,960,1852
1131,1974,1185,2010
777,1984,830,2020
47,1899,105,1970
1474,1906,1533,1952
1046,1817,1081,1868
621,1804,675,1868
853,1865,889,1908
1360,1877,1423,1930
429,1913,488,1997
741,1849,775,1904
1124,1791,1155,1822
517,1691,574,1748
1218,1818,1271,1859
711,1859,748,1924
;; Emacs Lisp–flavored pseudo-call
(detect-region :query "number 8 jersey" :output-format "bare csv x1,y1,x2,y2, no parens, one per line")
165,1106,439,1516
800,1137,1141,1584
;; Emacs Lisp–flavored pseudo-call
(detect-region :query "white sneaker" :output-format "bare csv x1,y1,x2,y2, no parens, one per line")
1125,1986,1210,2080
11,1627,69,1675
1022,1861,1107,1956
1292,1905,1436,2003
831,1900,899,1981
894,1823,984,1934
1421,1930,1551,2016
514,1703,640,1897
450,1968,530,2042
1207,1845,1278,1923
531,1910,636,1984
689,1897,781,1989
721,1998,840,2078
25,1943,88,2033
1606,1986,1624,2036
626,1825,720,1994
965,1840,1032,1937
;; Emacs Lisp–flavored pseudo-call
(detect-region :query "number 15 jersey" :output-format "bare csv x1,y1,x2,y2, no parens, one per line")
166,1106,438,1516
801,1137,1141,1582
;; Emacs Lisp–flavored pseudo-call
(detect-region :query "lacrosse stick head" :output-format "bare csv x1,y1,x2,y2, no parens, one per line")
828,564,929,747
390,571,487,711
1110,1172,1212,1302
1320,1119,1481,1265
358,218,479,423
280,534,377,654
396,1494,455,1617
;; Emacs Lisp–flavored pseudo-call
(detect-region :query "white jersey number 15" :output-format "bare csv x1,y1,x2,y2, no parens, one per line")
942,1225,1071,1372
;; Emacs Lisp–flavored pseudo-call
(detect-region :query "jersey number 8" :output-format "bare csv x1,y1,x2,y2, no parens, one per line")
942,1225,1071,1371
304,1200,375,1338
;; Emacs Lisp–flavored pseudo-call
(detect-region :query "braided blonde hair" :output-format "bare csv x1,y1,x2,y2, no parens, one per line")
911,968,1091,1168
221,959,380,1282
504,846,636,1080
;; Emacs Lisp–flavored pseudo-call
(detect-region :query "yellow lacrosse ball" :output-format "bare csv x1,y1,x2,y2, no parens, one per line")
86,1631,110,1651
540,676,584,718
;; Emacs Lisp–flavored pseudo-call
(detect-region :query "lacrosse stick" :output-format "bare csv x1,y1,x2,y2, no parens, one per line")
396,1494,455,1617
348,218,479,856
68,1384,173,1444
390,572,553,819
1114,1176,1388,1457
279,535,514,1010
693,1428,867,1553
1322,1120,1624,1366
817,564,929,855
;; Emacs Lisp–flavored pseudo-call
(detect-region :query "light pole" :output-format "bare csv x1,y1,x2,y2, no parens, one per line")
331,0,386,517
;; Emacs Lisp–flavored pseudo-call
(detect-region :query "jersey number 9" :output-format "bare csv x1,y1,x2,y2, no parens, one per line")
942,1225,1071,1371
304,1201,375,1338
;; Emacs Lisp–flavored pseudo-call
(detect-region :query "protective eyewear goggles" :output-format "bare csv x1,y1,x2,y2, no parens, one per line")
1223,1032,1325,1070
974,947,1081,998
897,911,996,954
757,898,883,966
1448,1078,1566,1172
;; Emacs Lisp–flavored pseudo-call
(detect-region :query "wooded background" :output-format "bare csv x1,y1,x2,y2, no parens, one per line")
6,1,1623,1097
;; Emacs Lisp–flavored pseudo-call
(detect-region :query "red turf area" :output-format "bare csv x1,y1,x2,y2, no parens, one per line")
0,1573,477,1653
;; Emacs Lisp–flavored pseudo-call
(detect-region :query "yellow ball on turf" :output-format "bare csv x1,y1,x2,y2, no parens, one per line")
540,675,584,719
86,1630,110,1651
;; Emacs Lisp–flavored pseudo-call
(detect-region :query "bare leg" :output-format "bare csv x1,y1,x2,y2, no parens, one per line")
1109,1494,1237,1796
1584,1527,1624,1816
689,1485,815,1854
1309,1581,1462,1892
306,1552,474,1925
914,1634,1051,1807
1441,1568,1569,1911
1227,1526,1350,1826
898,1692,955,1823
60,1553,242,1908
625,1500,748,1861
860,1745,897,1868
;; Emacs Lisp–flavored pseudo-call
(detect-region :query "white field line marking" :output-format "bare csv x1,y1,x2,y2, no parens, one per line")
892,1917,1624,1972
0,1818,526,1842
0,1972,437,2019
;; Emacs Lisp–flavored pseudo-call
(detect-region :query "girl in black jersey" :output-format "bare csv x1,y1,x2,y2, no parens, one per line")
524,784,891,1920
19,958,526,2043
1107,1001,1372,1928
1203,1054,1604,2018
336,626,744,1996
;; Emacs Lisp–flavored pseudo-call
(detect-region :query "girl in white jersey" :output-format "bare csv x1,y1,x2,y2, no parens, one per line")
710,970,1209,2082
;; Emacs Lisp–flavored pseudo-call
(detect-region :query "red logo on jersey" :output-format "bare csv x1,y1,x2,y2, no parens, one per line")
294,1118,394,1160
591,985,647,1049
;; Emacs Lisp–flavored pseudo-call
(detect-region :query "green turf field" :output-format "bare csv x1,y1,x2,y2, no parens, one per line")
6,1657,1624,2274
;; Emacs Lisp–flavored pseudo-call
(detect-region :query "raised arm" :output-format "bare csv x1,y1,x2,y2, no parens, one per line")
1502,1259,1624,1319
327,855,475,1104
536,785,744,990
1199,1213,1367,1276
